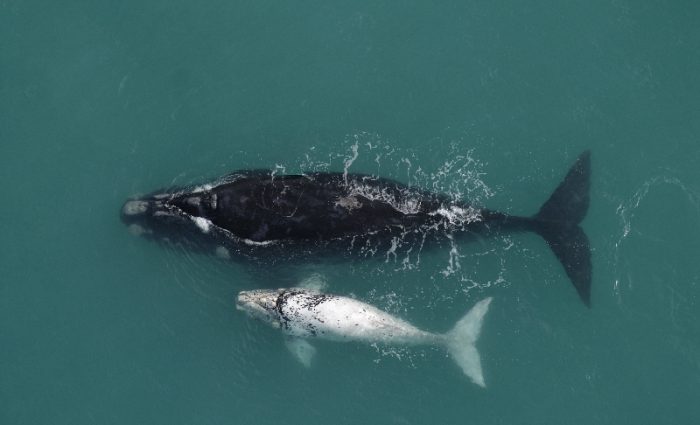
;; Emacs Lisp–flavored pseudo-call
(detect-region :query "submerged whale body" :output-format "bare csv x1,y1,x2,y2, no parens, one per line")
121,151,592,305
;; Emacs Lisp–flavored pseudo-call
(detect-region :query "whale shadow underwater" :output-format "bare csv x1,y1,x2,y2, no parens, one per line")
121,151,592,305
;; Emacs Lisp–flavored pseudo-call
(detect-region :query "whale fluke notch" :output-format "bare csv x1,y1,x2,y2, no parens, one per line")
533,151,592,306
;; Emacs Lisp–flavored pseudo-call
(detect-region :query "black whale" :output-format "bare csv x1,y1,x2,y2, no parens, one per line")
121,151,592,305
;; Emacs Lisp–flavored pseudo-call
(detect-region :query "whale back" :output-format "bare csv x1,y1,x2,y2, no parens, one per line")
278,290,436,345
208,173,442,242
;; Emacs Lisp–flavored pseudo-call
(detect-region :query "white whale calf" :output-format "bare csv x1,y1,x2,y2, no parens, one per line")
236,288,492,387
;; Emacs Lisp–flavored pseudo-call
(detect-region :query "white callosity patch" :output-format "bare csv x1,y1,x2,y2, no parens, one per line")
122,200,149,216
191,216,212,233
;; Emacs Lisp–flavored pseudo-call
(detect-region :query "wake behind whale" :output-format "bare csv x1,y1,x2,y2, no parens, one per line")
121,151,592,305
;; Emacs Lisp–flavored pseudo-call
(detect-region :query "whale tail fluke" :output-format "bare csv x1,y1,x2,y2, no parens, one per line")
445,297,492,388
533,150,592,306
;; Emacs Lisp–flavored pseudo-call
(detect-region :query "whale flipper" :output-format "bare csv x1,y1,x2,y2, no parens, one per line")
533,151,592,306
297,273,328,293
285,338,316,368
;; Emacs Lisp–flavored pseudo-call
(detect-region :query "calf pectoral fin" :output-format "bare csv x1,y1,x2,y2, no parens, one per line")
285,338,316,368
296,272,328,293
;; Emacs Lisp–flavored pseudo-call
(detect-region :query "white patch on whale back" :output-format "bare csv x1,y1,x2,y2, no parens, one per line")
191,216,212,233
215,246,230,259
210,193,217,209
334,195,363,211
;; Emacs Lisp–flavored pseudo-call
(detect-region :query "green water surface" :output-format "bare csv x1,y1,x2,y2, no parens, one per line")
2,1,700,424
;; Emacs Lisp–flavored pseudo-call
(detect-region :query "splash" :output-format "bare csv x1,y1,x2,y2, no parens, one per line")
162,135,512,314
342,141,359,185
292,136,507,296
613,175,700,299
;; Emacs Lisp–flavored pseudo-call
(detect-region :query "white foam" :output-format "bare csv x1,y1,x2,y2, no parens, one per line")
430,205,481,226
342,141,359,184
346,181,421,215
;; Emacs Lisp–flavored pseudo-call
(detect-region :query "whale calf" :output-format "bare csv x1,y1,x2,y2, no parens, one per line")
121,151,591,305
236,287,493,387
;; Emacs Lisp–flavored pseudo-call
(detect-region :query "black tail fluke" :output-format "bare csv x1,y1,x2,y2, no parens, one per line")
533,151,592,306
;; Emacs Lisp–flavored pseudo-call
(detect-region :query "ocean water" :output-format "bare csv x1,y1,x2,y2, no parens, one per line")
2,1,700,424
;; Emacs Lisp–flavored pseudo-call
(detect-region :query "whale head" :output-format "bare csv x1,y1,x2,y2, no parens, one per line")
120,188,219,247
236,289,285,327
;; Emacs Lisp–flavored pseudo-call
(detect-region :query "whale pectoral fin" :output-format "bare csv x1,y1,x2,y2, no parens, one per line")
285,338,316,368
297,272,328,293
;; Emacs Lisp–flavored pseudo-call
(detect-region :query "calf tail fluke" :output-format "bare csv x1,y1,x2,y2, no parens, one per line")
445,297,492,387
533,151,592,306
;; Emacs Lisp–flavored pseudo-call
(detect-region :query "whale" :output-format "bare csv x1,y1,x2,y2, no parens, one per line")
121,151,592,305
236,287,493,387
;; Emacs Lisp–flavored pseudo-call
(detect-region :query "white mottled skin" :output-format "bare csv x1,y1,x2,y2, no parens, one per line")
237,288,492,387
280,291,443,346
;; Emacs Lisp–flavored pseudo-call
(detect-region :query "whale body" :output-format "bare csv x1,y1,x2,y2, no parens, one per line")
121,151,592,305
236,287,493,387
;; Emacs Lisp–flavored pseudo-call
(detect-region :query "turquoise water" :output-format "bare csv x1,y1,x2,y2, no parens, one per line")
2,1,700,424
